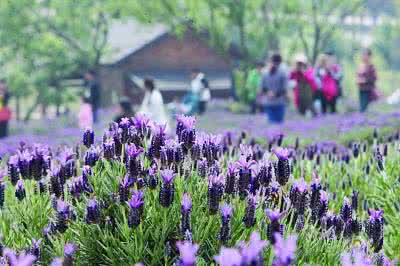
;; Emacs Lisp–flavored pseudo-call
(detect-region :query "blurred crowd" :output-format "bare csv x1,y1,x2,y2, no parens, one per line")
245,48,378,124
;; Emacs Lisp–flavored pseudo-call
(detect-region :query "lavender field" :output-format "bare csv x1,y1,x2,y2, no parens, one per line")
0,107,399,265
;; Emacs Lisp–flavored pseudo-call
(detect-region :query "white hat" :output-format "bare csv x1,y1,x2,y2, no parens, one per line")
294,54,308,64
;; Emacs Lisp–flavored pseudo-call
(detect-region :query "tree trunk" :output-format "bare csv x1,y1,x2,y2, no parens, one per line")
23,95,41,122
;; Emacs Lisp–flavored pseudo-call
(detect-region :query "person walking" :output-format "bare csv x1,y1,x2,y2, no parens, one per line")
84,70,101,123
314,54,339,114
0,80,11,138
260,53,288,124
289,54,318,116
246,61,264,113
114,98,135,124
357,48,377,112
139,77,168,126
78,96,93,129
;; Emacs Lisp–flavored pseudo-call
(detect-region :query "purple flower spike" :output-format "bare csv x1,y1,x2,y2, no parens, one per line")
221,203,233,218
161,169,176,184
128,191,144,209
294,179,308,193
272,147,290,161
368,209,384,221
64,243,77,257
266,209,285,222
181,193,192,212
125,144,144,158
272,233,297,266
177,241,199,266
3,248,36,266
15,179,26,201
214,247,242,266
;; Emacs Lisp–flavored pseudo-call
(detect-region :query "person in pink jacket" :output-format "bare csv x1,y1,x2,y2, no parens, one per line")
78,96,93,129
289,54,318,116
314,54,339,114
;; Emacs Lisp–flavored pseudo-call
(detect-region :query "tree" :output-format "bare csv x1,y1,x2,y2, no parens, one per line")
0,0,116,120
291,0,363,64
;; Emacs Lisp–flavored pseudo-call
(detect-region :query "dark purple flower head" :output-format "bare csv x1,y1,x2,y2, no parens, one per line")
133,114,151,133
153,123,167,136
272,147,290,161
58,148,74,164
266,209,285,222
178,115,196,129
293,178,308,193
176,241,199,266
128,190,144,209
57,200,70,216
234,156,256,171
83,127,95,148
125,144,144,158
368,209,384,221
214,247,242,266
208,173,225,186
272,233,297,266
64,243,77,257
160,169,176,184
221,203,233,218
181,193,192,212
270,181,280,194
3,248,36,266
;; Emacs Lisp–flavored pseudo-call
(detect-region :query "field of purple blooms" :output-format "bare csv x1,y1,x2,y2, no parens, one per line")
0,112,399,266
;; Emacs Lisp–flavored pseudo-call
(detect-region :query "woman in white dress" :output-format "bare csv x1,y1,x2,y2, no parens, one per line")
139,78,169,128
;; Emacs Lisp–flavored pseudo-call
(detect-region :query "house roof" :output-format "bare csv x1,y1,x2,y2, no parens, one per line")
101,20,169,65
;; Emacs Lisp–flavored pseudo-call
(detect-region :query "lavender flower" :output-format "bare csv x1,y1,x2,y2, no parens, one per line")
83,128,94,148
159,170,176,207
86,199,101,224
176,241,199,266
103,138,116,160
84,146,100,167
214,248,242,266
119,176,132,203
176,115,196,151
0,170,6,208
63,243,77,266
128,191,144,227
365,209,384,252
208,174,224,214
266,209,285,244
240,231,267,266
8,155,20,185
243,195,257,228
272,148,290,186
15,180,26,201
289,179,308,215
340,197,352,222
56,200,71,233
125,144,144,177
235,157,256,198
18,150,32,179
148,124,167,159
147,164,158,189
29,239,42,260
50,258,63,266
181,193,192,235
118,117,131,143
225,163,236,195
219,203,233,244
3,248,36,266
272,233,297,266
197,159,208,178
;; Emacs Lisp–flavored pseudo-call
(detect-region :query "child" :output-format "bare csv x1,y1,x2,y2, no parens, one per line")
78,96,93,129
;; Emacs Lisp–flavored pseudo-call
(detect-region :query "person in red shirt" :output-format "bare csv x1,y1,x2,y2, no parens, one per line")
289,55,318,116
314,54,339,114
